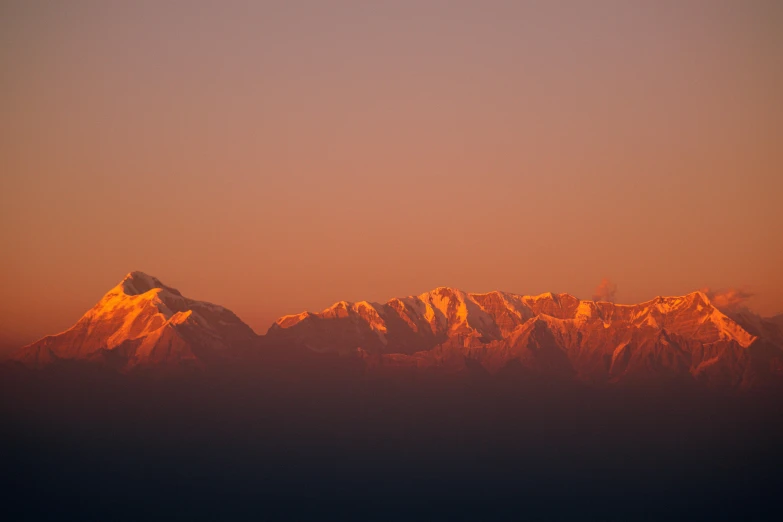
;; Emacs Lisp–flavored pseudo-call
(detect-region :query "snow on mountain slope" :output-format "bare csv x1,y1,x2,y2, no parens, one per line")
268,288,756,352
13,272,257,369
11,275,782,389
267,287,778,388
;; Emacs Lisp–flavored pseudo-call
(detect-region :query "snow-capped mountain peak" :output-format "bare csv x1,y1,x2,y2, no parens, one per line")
14,272,256,369
12,278,782,390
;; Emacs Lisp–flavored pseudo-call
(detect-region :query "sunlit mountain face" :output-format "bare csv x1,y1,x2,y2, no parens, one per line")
4,274,782,520
13,272,257,369
12,272,783,391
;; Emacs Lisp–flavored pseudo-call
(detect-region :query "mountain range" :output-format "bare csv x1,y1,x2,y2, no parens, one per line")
12,271,783,390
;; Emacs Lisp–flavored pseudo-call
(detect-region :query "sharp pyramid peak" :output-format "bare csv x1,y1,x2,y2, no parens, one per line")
119,271,181,297
422,286,470,298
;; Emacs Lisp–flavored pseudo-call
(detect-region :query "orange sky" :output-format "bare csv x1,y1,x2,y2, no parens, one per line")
1,1,782,349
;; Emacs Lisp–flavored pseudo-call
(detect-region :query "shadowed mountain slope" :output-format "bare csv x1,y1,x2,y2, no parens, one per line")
12,274,783,390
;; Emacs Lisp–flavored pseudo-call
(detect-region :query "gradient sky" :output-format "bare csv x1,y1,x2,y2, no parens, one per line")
1,1,782,349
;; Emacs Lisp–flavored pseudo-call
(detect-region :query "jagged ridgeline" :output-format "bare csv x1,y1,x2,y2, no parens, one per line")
12,272,783,389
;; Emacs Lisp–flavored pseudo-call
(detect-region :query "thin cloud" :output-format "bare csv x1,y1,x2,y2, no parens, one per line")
701,287,754,311
592,278,617,303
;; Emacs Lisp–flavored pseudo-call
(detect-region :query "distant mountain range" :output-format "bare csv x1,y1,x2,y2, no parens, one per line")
12,272,783,390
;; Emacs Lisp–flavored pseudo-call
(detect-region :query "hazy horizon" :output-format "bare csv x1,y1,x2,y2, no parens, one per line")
0,269,779,354
2,0,782,347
